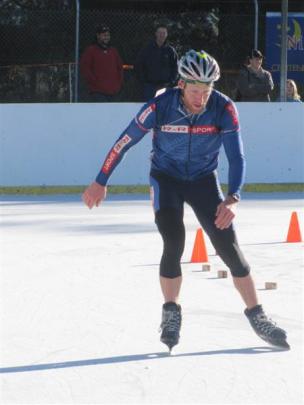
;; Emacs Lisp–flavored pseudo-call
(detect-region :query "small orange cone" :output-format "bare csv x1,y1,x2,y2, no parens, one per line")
191,228,209,263
286,212,302,243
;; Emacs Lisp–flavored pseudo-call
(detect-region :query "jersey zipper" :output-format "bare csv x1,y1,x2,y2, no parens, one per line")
186,124,193,179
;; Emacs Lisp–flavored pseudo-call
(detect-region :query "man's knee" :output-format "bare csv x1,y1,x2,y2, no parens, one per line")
208,227,250,278
230,265,250,278
155,208,184,235
160,262,182,278
156,208,185,249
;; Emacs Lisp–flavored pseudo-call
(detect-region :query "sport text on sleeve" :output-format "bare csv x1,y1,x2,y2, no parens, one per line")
95,102,156,185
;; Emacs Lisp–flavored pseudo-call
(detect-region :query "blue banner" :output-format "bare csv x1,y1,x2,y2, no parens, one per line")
266,12,304,83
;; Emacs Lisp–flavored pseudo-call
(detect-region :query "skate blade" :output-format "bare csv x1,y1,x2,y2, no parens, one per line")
272,340,290,350
167,345,177,355
262,336,290,350
161,340,178,354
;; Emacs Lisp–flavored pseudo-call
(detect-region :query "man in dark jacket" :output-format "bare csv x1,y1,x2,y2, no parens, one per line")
236,49,274,101
80,25,123,102
135,25,178,101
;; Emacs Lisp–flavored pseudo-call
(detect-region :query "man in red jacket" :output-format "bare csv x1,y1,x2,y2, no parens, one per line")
80,25,123,102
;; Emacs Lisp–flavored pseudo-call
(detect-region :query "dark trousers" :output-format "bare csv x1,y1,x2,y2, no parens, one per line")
150,170,250,279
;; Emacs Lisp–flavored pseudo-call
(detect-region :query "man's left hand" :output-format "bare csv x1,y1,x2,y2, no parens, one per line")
214,197,238,230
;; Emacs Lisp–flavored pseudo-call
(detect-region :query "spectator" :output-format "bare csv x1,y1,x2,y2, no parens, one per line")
286,79,302,102
236,49,274,101
80,25,123,102
135,25,178,101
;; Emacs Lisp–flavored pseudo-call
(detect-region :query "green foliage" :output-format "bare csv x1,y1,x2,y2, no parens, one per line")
0,184,303,195
154,9,219,56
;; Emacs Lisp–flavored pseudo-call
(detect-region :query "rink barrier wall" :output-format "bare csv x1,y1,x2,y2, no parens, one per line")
0,102,303,186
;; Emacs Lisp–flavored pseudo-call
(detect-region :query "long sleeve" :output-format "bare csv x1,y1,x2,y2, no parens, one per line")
134,48,146,83
169,47,178,86
237,68,256,97
222,131,246,196
95,101,157,185
257,71,274,94
80,47,97,86
237,68,274,98
115,49,124,87
220,102,245,196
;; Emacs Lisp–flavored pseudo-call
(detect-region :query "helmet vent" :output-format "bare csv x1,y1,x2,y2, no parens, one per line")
178,49,220,83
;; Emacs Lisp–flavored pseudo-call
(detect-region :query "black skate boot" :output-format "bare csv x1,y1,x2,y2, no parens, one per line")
245,305,290,349
159,302,182,352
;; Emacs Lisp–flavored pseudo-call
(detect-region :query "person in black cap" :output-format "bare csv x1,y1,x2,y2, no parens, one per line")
235,49,274,101
80,25,123,102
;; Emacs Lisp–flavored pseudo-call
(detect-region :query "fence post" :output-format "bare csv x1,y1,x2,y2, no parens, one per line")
253,0,259,49
74,0,80,102
69,63,73,103
280,0,288,102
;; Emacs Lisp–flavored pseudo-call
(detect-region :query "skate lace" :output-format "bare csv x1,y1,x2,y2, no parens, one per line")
253,313,277,336
159,309,181,333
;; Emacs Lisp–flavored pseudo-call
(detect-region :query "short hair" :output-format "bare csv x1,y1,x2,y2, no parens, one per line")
96,25,110,34
250,49,263,59
155,25,168,32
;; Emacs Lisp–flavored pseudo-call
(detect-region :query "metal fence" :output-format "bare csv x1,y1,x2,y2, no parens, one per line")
0,8,264,103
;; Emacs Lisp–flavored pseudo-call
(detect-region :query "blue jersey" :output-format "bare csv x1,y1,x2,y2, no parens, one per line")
96,88,245,196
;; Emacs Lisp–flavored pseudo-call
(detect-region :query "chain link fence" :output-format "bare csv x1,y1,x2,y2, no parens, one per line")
0,7,263,103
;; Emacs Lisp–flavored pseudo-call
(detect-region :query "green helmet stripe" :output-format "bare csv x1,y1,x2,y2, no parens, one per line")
197,51,207,60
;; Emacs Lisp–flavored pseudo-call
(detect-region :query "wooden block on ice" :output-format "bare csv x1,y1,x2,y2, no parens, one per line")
265,282,277,290
202,263,211,272
217,270,228,278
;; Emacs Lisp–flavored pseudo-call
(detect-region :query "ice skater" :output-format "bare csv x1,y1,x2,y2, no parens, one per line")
82,49,289,352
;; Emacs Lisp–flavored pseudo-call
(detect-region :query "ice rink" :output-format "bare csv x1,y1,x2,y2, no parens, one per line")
0,193,303,404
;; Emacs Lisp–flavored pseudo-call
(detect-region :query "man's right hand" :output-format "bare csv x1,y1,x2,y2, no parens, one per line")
82,182,107,209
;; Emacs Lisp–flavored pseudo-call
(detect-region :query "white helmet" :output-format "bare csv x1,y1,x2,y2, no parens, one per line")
178,49,220,83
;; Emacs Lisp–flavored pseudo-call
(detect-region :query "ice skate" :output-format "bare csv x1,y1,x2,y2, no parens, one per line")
159,302,182,352
245,305,290,349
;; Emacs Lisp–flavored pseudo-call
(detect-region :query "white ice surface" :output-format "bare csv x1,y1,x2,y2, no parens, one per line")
0,194,303,404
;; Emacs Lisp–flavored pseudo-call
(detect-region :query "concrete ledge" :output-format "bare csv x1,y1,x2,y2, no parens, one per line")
0,183,303,195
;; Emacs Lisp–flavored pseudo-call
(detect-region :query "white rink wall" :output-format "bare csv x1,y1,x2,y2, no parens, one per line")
0,102,303,186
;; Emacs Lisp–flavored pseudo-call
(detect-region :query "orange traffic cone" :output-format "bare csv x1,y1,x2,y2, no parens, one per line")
286,212,302,243
191,228,209,263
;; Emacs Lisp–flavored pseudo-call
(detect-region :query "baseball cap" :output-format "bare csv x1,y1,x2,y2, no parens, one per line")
250,49,263,59
96,25,110,34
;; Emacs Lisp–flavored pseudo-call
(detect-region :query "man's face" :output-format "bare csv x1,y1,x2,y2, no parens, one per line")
179,81,212,114
97,31,111,45
155,27,168,45
250,56,262,70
